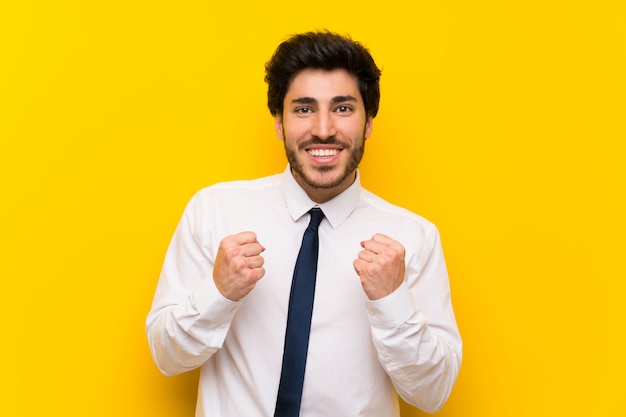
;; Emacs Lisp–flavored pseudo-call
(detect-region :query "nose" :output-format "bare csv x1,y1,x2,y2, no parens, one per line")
310,111,337,140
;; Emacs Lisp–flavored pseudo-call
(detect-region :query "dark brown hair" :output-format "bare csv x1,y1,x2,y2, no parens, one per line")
265,30,382,118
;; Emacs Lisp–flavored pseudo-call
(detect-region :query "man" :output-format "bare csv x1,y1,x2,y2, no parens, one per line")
146,31,462,416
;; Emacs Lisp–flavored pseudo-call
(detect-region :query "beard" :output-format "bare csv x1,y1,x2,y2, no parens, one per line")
283,130,366,190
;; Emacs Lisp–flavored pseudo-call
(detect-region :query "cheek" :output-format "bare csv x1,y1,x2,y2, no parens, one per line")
282,120,309,140
339,120,368,140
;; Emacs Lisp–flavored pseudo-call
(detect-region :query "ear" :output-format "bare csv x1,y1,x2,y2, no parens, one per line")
275,115,285,141
364,116,374,139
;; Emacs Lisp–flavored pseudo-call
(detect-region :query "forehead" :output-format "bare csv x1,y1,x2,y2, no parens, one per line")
285,68,361,101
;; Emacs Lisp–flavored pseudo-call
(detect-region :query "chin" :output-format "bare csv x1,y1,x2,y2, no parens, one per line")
306,169,352,189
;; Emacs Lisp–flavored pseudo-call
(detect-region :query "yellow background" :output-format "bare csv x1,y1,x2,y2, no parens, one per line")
1,1,624,416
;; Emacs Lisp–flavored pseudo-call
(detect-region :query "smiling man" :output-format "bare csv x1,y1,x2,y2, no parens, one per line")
147,31,462,417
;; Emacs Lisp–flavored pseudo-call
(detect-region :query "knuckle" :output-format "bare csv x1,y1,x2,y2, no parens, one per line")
220,235,236,247
365,262,379,275
384,247,401,261
224,245,240,258
244,268,263,283
231,256,247,271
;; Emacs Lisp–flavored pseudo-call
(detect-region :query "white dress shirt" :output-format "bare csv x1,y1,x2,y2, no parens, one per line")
146,166,462,416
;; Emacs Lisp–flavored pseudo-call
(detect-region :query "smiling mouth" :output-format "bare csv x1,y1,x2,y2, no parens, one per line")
307,148,340,157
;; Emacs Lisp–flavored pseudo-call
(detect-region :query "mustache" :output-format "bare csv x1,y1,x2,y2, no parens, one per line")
299,136,347,149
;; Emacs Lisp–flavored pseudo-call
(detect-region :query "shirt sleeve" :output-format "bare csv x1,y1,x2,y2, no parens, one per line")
145,192,241,376
365,227,462,413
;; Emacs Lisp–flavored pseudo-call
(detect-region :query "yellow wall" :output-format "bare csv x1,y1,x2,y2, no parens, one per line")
1,1,624,416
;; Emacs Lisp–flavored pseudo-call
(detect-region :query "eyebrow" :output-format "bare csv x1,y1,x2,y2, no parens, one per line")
290,95,358,106
331,95,358,104
291,97,317,105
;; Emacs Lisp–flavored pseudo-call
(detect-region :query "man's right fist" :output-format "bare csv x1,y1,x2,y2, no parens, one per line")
213,231,265,301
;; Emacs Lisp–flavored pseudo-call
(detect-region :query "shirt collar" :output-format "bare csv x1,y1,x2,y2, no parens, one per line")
280,165,361,229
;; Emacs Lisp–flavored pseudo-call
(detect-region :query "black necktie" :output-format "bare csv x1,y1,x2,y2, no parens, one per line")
274,208,325,417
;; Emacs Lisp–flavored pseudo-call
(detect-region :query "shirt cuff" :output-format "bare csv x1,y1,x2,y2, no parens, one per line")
365,282,416,328
191,276,242,326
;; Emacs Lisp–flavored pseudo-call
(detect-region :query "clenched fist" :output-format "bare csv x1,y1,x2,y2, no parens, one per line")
354,233,406,300
213,231,265,301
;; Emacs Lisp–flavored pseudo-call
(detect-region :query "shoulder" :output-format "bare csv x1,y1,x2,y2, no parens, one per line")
198,173,281,196
191,174,282,203
180,174,283,221
358,188,437,232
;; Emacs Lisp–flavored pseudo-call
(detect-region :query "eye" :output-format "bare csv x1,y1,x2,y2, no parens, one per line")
295,107,313,114
335,105,353,114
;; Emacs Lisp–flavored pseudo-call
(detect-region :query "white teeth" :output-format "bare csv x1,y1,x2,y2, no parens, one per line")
308,149,339,157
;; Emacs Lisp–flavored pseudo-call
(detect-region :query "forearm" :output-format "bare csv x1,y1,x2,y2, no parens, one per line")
367,283,462,413
146,276,240,376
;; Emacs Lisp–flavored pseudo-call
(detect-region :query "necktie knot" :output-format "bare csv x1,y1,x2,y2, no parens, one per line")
307,208,324,231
